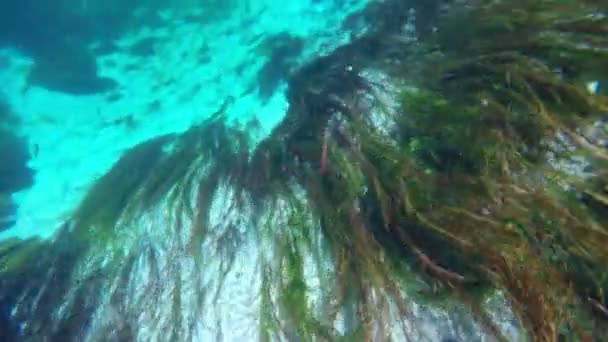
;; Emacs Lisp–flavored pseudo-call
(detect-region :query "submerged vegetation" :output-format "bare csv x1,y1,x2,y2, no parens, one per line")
236,0,608,339
1,0,608,340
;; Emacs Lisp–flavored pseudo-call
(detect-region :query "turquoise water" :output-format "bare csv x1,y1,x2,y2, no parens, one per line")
1,1,606,341
0,0,367,240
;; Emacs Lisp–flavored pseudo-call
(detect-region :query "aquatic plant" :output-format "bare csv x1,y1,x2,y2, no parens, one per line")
244,0,608,339
0,0,607,340
388,0,608,339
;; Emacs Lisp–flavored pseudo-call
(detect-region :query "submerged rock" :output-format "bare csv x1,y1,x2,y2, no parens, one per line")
0,169,521,340
0,195,16,232
0,99,33,231
26,44,117,95
0,0,606,340
257,33,305,101
0,133,33,194
0,100,33,232
0,49,522,342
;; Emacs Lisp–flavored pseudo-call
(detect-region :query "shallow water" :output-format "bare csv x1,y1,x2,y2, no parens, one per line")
0,0,607,341
0,0,367,240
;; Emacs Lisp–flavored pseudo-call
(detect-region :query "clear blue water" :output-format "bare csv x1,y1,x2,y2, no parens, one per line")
0,1,606,341
0,0,368,240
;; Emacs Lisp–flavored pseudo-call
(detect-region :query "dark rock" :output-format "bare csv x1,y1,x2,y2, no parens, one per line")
0,301,19,341
258,60,288,100
0,130,33,194
105,92,123,102
257,33,305,101
0,99,33,195
127,37,157,57
91,40,120,56
0,99,31,232
0,99,17,128
0,193,17,232
0,0,133,52
441,338,459,342
0,0,143,96
26,43,117,95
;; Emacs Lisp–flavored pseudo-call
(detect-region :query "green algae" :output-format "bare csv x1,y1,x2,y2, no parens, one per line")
386,1,608,339
1,0,608,340
250,0,608,339
71,99,243,248
0,238,42,274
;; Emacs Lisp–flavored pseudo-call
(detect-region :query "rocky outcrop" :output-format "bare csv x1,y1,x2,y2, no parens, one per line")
0,99,33,232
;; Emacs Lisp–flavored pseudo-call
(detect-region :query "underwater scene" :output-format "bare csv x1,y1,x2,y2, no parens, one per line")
0,0,607,341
